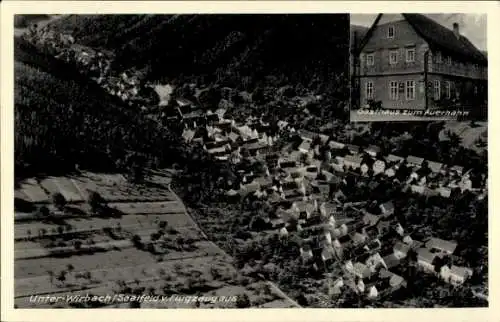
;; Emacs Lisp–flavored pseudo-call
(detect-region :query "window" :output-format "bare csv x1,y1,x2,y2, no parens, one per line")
366,54,375,66
474,86,478,95
388,26,395,38
389,81,398,100
366,81,374,99
405,80,415,100
406,48,416,62
389,50,398,65
446,56,452,65
434,80,441,100
445,81,452,99
436,52,442,63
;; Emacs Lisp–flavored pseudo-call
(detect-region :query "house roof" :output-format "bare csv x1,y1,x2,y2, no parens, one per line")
417,248,437,264
365,145,381,154
403,14,487,64
298,129,316,141
407,155,424,165
363,212,381,226
450,165,464,173
353,262,372,279
357,14,487,64
228,132,240,142
380,201,395,212
329,140,345,149
393,241,411,254
346,144,360,153
344,154,363,165
382,254,401,269
427,161,443,173
450,265,469,278
299,141,311,151
425,238,457,254
321,246,335,261
386,154,404,163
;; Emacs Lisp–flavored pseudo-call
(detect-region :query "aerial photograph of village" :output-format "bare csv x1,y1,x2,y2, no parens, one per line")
13,13,488,309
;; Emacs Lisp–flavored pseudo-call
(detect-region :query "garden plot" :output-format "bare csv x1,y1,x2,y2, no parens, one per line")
15,254,233,300
107,201,185,215
17,179,50,203
39,177,86,202
15,247,158,279
73,173,175,202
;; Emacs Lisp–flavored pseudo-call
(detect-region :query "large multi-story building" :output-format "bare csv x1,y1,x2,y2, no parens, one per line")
353,14,487,111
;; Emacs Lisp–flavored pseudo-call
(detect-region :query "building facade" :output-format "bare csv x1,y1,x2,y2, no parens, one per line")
354,14,487,111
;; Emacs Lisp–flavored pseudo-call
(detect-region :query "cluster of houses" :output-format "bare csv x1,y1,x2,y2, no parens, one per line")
28,25,483,302
210,126,479,300
325,141,484,199
24,27,145,105
168,98,481,300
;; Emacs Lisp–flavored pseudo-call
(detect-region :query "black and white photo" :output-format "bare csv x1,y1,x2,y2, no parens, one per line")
2,3,491,317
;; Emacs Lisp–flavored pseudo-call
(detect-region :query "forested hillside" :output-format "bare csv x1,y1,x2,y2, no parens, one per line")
14,36,180,179
48,14,349,95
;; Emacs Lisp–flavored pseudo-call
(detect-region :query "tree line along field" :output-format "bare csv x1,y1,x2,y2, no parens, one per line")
14,171,297,308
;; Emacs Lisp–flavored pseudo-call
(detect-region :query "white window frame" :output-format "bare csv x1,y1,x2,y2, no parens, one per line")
406,48,416,63
434,80,441,100
389,50,398,65
388,26,395,39
436,52,442,63
405,80,415,100
446,81,452,99
366,81,374,100
446,56,452,65
389,81,398,100
366,53,375,66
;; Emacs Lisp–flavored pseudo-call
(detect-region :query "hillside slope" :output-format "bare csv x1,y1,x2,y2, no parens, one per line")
14,36,178,178
48,14,349,93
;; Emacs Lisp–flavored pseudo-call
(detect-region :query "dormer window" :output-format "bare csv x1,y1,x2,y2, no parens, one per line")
388,26,395,38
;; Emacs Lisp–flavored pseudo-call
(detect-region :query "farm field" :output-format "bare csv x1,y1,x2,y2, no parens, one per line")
14,171,297,308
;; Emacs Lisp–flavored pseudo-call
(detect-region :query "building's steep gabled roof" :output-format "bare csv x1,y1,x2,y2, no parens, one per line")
402,14,486,64
357,14,487,65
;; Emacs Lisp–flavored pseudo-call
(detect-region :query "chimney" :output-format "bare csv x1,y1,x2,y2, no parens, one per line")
452,22,460,39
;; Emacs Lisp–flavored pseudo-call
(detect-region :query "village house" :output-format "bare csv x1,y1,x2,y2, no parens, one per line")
329,140,346,150
382,253,401,270
300,244,315,263
353,262,373,280
393,241,411,259
449,165,464,176
384,167,396,178
363,211,381,227
436,186,452,198
372,160,386,175
364,145,381,158
417,248,438,272
346,144,361,155
385,154,405,165
426,160,444,174
379,200,395,217
344,155,363,170
440,265,473,286
406,155,425,168
425,237,457,255
355,14,487,110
